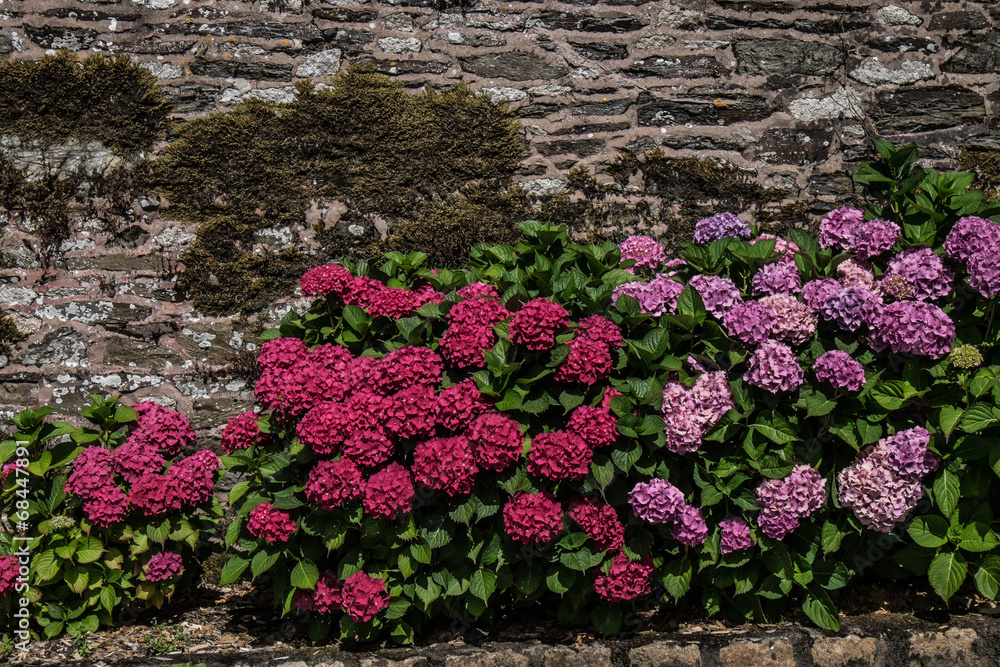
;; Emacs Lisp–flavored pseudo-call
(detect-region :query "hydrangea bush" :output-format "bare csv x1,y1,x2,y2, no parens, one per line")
0,397,222,637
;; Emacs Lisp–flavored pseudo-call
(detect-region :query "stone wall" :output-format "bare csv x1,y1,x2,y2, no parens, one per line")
2,0,1000,436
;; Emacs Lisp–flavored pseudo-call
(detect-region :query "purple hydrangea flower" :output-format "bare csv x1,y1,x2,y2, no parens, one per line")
818,206,865,252
662,371,734,454
759,294,817,346
613,274,685,317
744,340,804,393
967,249,1000,298
836,259,877,291
851,219,901,261
868,300,955,359
671,505,708,546
723,301,776,346
688,274,743,318
628,479,685,524
884,249,953,301
820,286,883,332
801,278,842,310
719,517,754,553
943,216,1000,263
756,465,826,540
813,350,866,392
693,212,752,244
883,426,939,481
618,235,667,273
751,261,802,297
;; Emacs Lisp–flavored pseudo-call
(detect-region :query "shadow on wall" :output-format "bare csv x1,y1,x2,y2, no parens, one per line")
1,53,862,321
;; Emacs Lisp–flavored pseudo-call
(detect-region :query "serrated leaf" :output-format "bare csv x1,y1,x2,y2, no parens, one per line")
939,406,963,440
934,470,960,518
290,560,319,590
928,550,967,602
219,556,249,586
908,515,950,548
75,536,104,564
802,586,841,631
821,522,845,555
974,555,1000,600
662,559,693,600
469,569,497,601
251,550,280,579
960,403,998,433
591,605,623,636
35,550,61,582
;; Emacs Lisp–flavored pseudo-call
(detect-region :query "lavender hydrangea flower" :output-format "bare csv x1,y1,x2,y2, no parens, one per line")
759,294,817,346
884,249,953,301
670,505,708,546
851,219,901,261
813,350,866,392
744,340,804,393
883,427,939,480
967,249,1000,298
689,274,743,318
618,235,667,273
820,286,883,332
943,216,1000,263
629,479,685,524
801,278,842,310
751,261,802,297
723,301,776,346
662,372,734,454
719,517,754,553
756,465,826,540
613,274,685,317
818,206,865,251
836,259,876,291
693,212,751,244
868,300,955,359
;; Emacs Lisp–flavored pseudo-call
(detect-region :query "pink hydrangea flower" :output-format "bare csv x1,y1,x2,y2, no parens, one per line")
578,315,623,348
467,413,524,472
526,431,592,481
885,249,954,301
0,556,20,595
755,465,826,540
613,274,685,317
569,498,625,551
129,473,182,516
759,294,816,346
868,300,955,358
83,486,129,527
503,491,563,544
555,335,612,385
661,371,734,454
801,278,842,311
65,446,115,500
247,503,297,543
744,340,804,393
943,216,1000,263
296,402,356,455
168,449,219,505
340,571,391,622
374,346,443,394
593,553,654,602
719,517,754,553
294,572,342,614
723,301,775,346
851,219,900,261
629,479,685,524
113,438,164,484
144,552,184,582
509,298,569,350
457,282,500,300
693,212,751,243
439,323,497,369
751,261,801,297
300,263,354,298
836,259,877,291
412,435,477,496
813,350,866,392
671,505,708,546
689,274,743,318
363,462,415,518
820,286,883,332
619,235,667,272
818,206,864,251
341,429,394,468
128,401,197,457
967,249,1000,298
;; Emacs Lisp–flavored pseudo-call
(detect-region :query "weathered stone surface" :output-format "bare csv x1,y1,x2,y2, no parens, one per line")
62,254,169,272
626,55,724,78
0,285,38,306
178,324,235,365
865,35,938,53
637,92,772,126
114,38,196,54
909,628,980,666
850,59,935,86
518,103,560,118
706,16,867,33
311,7,377,21
379,37,422,54
536,139,605,157
660,135,743,151
553,122,629,135
0,35,13,55
734,39,844,77
479,87,529,104
0,373,41,406
296,49,342,77
942,33,1000,75
189,60,294,81
539,646,611,667
526,11,646,33
167,21,322,41
443,651,529,667
103,337,183,368
432,32,508,48
789,87,863,121
163,83,220,113
928,12,989,32
23,25,98,50
460,52,569,81
875,5,922,27
221,86,296,105
630,641,702,667
812,635,883,667
41,8,140,21
807,173,856,200
0,245,41,270
366,59,450,76
873,87,985,134
320,29,376,56
520,178,566,196
18,328,87,367
570,41,629,61
190,398,253,430
718,639,796,667
574,99,631,116
755,128,834,165
140,62,184,80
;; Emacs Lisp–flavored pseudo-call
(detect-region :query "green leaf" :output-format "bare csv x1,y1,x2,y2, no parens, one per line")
928,550,967,602
934,470,960,518
35,550,61,582
821,522,845,555
974,555,1000,600
662,559,693,600
908,515,950,548
469,569,497,602
560,548,603,572
752,421,797,445
960,403,998,433
290,560,320,590
64,566,89,594
342,305,370,332
251,550,280,579
939,406,964,440
802,585,840,631
75,536,104,564
411,542,432,565
959,524,1000,553
219,556,250,586
676,286,706,321
591,605,623,636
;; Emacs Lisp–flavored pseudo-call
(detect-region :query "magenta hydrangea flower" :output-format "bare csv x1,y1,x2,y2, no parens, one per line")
509,298,569,350
128,401,197,457
503,491,563,544
618,235,666,272
693,212,751,243
220,412,262,454
719,517,754,553
569,498,625,552
813,350,866,392
688,274,743,318
884,249,954,301
144,552,184,582
943,216,1000,263
723,301,776,346
340,571,391,622
751,261,802,297
759,294,816,346
0,556,20,595
967,249,1000,298
851,219,900,261
752,234,799,263
868,300,955,358
628,479,685,524
818,206,864,251
363,462,414,518
593,553,655,602
247,503,297,543
755,465,826,540
613,274,685,317
671,505,708,546
527,431,592,481
744,340,804,393
801,278,842,311
836,259,877,291
820,286,883,332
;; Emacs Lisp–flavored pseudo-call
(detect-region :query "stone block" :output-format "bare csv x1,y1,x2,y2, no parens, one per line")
103,337,183,368
460,52,569,81
943,33,1000,75
812,635,883,667
23,25,98,50
718,639,796,667
637,92,772,126
570,41,629,61
527,10,645,32
443,650,530,667
18,328,87,367
629,641,702,667
909,628,979,666
754,128,835,165
733,39,844,77
873,87,985,134
626,55,724,78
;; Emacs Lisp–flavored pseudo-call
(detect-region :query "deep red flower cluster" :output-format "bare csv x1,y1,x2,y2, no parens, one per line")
440,289,511,368
526,430,591,480
341,429,394,468
0,555,20,594
296,402,357,455
566,404,618,448
436,378,490,431
305,459,363,510
144,552,184,582
374,346,443,394
556,316,623,384
220,412,262,454
293,569,391,622
592,553,654,602
569,498,625,551
363,462,415,518
467,413,524,471
299,263,444,319
412,435,478,496
247,503,297,543
383,385,438,438
130,401,197,456
503,491,563,544
294,571,342,614
509,298,569,351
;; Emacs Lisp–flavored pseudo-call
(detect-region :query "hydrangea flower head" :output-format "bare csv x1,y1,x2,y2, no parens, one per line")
619,235,667,272
593,553,655,602
144,552,184,582
247,503,297,543
801,278,842,310
613,274,685,317
885,249,953,301
744,340,804,393
813,350,866,392
374,346,443,394
689,274,743,318
820,286,883,332
751,261,802,297
671,505,708,546
851,219,900,261
818,206,864,251
305,459,364,510
569,498,625,551
555,335,612,384
412,435,477,496
694,212,751,243
340,571,391,622
943,216,1000,263
83,486,129,527
220,412,262,454
868,300,955,358
755,465,826,540
65,446,115,499
296,402,356,455
0,556,20,595
629,479,685,524
566,404,618,448
383,385,438,439
168,449,219,505
436,378,491,431
341,429,394,468
509,298,569,350
128,401,197,457
526,431,592,480
723,301,776,346
719,517,754,553
503,491,563,544
467,413,524,472
363,462,415,518
578,315,623,348
967,249,1000,298
759,294,816,346
951,344,983,370
836,259,877,291
661,371,734,454
439,323,497,369
300,263,354,297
